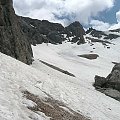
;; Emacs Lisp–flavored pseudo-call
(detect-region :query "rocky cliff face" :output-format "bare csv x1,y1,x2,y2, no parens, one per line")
0,0,33,64
19,17,85,45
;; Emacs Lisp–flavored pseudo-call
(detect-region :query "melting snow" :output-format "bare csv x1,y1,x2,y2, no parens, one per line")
0,36,120,120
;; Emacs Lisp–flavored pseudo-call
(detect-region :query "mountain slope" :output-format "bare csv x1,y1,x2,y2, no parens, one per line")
31,33,120,120
1,27,120,120
1,31,120,120
0,52,90,120
1,1,120,119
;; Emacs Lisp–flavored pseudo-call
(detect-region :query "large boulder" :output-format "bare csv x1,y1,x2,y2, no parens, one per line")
0,0,33,64
94,75,106,88
94,63,120,101
104,89,120,101
106,64,120,91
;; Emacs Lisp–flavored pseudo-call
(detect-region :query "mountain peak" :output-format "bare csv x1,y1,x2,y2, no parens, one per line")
69,21,82,27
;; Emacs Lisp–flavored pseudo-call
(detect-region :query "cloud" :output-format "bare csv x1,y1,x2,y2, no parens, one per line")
89,10,120,31
108,10,120,30
90,20,110,31
116,10,120,23
13,0,115,26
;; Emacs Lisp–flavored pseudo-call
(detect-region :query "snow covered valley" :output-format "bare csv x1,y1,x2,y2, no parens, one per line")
1,36,120,120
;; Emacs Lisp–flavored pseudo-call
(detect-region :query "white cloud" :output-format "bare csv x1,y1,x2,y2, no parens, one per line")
90,20,110,31
89,10,120,31
116,10,120,23
13,0,115,26
108,10,120,30
109,23,120,30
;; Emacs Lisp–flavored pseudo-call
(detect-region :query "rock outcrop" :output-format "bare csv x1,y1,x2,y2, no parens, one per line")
78,54,99,60
65,21,85,44
19,17,85,45
0,0,33,64
94,63,120,101
86,27,120,40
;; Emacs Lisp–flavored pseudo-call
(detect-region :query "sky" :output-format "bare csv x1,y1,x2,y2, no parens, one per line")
13,0,120,30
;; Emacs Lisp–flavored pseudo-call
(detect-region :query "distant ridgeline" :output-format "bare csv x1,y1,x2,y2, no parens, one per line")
19,17,85,45
19,16,120,46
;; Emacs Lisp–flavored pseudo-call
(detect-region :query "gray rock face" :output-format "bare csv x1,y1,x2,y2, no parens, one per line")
106,65,120,91
94,63,120,101
65,21,85,37
94,75,106,88
47,31,64,44
104,89,120,101
65,21,85,44
19,17,85,45
0,0,33,64
19,17,65,45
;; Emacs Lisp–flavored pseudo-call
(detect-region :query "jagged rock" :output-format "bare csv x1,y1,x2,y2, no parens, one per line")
65,21,85,44
104,89,120,101
94,75,107,88
94,63,120,101
106,65,120,91
66,21,85,36
112,63,120,71
86,28,107,38
0,0,33,64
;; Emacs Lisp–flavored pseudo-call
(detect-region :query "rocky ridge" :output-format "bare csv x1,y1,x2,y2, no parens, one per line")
19,17,85,45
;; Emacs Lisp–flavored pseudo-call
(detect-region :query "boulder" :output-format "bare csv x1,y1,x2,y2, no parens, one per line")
78,54,99,60
104,89,120,101
94,63,120,102
94,75,107,88
101,64,120,91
